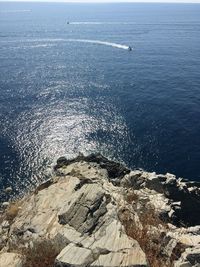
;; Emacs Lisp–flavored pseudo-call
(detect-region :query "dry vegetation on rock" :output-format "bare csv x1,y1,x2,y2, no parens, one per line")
5,202,21,223
21,240,60,267
0,200,22,224
119,190,173,267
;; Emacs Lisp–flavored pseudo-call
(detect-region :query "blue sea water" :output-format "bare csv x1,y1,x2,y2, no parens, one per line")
0,2,200,199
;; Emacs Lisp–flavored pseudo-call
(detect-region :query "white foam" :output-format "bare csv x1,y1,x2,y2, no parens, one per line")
2,44,54,50
67,39,129,50
69,22,133,25
0,38,131,51
24,44,53,48
0,10,31,13
70,22,104,25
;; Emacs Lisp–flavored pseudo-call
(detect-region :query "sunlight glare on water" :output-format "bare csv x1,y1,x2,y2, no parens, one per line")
0,2,200,199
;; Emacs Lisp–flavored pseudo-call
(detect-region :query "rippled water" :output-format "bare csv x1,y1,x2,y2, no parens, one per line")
0,2,200,199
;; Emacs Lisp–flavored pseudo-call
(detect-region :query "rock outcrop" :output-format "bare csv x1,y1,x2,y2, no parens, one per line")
0,154,200,267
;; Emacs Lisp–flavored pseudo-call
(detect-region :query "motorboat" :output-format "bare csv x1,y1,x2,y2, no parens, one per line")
128,46,132,51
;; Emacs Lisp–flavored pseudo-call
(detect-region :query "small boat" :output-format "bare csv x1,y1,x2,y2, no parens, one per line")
128,46,132,51
67,21,70,24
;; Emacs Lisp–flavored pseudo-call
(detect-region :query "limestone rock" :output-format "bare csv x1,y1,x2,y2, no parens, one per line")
4,160,148,266
1,153,200,267
91,248,147,267
121,170,200,226
1,220,10,229
55,244,95,267
174,245,200,267
58,183,108,234
0,252,22,267
54,153,130,179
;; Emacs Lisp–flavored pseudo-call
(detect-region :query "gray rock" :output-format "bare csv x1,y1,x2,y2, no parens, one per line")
185,247,200,265
58,183,108,234
121,168,200,226
54,153,130,179
4,187,12,193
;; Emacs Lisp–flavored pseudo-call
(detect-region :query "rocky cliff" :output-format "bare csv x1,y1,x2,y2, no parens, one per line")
0,154,200,267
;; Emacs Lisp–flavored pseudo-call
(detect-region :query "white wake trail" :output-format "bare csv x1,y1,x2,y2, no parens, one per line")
0,38,131,51
0,10,31,13
70,22,103,25
69,22,134,25
67,39,129,50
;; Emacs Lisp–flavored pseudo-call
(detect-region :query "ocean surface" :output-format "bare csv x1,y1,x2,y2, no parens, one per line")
0,2,200,199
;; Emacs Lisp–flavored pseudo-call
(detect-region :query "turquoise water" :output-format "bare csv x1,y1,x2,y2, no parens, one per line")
0,2,200,198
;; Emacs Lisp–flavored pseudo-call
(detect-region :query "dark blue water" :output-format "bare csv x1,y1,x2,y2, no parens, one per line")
0,2,200,199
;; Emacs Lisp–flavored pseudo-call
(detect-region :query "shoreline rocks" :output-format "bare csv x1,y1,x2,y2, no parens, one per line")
0,153,200,267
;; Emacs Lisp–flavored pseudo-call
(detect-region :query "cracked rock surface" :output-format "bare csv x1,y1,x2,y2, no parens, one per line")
0,153,200,267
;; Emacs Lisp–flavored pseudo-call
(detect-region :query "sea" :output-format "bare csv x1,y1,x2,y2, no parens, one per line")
0,2,200,200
